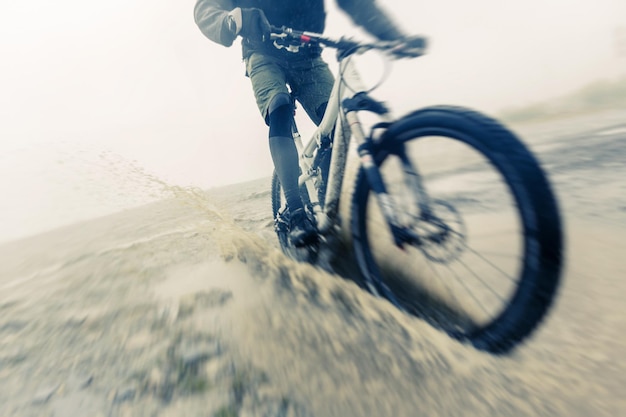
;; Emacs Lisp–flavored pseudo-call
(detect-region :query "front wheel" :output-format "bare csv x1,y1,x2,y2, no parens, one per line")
351,106,563,353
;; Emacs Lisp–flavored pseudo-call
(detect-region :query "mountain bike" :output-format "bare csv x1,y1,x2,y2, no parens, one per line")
269,27,563,354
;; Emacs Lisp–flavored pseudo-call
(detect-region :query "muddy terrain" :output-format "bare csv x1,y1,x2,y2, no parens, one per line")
1,109,625,416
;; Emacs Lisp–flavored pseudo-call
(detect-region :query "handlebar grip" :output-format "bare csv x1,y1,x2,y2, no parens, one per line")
404,36,427,50
391,36,428,58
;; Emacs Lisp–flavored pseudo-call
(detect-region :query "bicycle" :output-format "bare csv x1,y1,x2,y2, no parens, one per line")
269,27,563,354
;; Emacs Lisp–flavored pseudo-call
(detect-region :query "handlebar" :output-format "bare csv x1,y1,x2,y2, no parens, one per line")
269,26,427,59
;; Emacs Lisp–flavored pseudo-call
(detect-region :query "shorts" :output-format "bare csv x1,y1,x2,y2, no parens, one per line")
245,52,335,125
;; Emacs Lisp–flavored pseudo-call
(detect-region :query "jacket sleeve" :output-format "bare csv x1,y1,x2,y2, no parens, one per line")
336,0,406,40
194,0,237,47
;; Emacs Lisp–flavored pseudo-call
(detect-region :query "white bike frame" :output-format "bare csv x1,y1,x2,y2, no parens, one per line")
292,54,394,235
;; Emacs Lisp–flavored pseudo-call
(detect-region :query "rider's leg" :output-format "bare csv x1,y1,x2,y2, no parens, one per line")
267,93,302,214
245,54,301,209
245,53,317,246
287,56,335,125
268,93,317,246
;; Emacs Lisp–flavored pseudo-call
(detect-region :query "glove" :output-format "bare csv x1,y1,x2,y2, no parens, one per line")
239,8,271,43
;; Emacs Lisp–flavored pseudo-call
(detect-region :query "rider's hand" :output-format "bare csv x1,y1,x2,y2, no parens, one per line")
393,35,428,58
239,8,271,43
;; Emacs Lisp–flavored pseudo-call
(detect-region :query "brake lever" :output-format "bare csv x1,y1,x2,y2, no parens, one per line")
270,28,310,53
271,34,303,53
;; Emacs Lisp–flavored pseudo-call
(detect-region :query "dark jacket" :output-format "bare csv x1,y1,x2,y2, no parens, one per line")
194,0,405,59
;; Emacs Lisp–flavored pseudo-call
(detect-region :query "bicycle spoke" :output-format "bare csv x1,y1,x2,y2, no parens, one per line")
474,250,521,259
455,256,508,304
432,259,493,318
461,245,520,284
467,229,518,239
420,258,475,328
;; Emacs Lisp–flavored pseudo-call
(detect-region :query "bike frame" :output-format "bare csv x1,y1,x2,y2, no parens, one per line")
271,27,428,248
293,53,395,235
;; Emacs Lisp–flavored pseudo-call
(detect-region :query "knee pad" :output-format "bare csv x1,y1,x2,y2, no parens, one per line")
268,92,293,116
268,93,294,138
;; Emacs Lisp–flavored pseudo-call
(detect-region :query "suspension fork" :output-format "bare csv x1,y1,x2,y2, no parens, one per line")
397,151,435,220
343,103,419,248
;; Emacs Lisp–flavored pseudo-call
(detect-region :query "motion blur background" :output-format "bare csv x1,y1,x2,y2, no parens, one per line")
1,0,625,242
1,2,626,416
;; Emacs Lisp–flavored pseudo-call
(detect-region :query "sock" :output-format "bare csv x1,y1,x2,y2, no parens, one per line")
268,103,303,214
269,135,303,213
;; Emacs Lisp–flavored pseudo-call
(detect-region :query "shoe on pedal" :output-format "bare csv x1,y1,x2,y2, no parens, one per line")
289,208,318,247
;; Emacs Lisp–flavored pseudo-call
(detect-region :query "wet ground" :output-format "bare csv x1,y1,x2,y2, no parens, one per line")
1,109,625,416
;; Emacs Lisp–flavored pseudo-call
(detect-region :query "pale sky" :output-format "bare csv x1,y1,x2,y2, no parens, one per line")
1,0,625,188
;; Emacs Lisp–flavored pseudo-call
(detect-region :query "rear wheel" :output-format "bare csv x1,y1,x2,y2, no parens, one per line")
351,106,563,353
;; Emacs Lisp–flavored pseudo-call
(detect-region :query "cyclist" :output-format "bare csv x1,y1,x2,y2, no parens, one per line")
194,0,411,247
